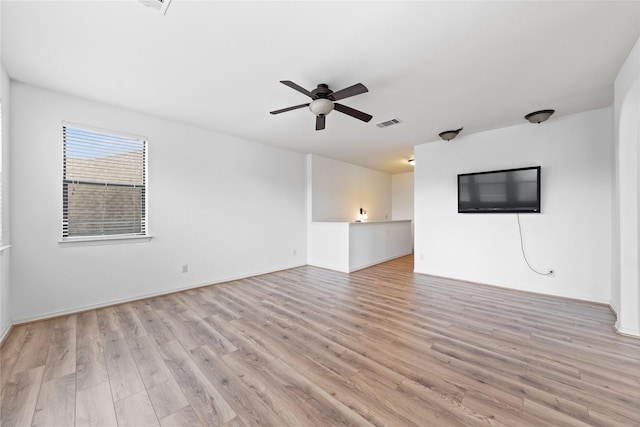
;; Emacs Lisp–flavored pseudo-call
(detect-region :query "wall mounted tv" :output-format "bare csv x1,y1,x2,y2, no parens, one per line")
458,166,541,213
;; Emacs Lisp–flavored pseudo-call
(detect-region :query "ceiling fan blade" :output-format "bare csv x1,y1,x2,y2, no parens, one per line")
329,83,368,101
270,103,310,115
334,103,373,122
280,80,315,98
316,114,326,131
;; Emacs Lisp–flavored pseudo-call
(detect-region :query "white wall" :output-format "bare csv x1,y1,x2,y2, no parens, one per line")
349,221,412,271
10,83,307,322
414,108,613,303
392,172,414,220
613,35,640,336
307,222,350,272
308,220,412,273
0,61,11,339
310,154,391,222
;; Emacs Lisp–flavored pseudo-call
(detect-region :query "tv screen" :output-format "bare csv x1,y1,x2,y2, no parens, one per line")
458,166,541,213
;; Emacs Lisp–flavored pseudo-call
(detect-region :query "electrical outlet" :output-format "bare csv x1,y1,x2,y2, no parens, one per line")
182,264,188,273
547,268,555,277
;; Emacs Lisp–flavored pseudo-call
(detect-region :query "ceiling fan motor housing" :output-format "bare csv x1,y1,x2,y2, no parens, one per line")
312,83,333,98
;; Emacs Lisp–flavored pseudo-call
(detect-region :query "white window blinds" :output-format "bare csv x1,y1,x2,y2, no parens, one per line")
63,123,147,238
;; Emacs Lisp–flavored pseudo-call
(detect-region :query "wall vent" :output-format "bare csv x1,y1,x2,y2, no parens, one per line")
376,118,402,128
139,0,172,15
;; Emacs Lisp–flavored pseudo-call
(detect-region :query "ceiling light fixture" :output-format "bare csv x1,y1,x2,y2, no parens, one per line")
439,127,463,141
525,109,555,124
308,98,334,116
408,158,415,166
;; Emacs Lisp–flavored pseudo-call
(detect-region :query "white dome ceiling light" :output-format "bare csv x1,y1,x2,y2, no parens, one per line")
308,98,334,116
525,109,555,124
439,127,463,141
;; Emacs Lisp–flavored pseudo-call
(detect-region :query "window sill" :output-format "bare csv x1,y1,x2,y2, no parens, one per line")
58,235,152,247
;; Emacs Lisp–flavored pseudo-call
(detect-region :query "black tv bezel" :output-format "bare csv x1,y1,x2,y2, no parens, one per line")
457,166,541,214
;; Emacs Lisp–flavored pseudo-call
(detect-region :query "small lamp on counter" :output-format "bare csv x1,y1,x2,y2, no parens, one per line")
356,208,368,222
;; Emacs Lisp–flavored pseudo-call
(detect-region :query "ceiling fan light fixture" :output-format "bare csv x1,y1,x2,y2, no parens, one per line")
309,98,334,116
439,127,463,141
525,109,555,124
272,81,371,130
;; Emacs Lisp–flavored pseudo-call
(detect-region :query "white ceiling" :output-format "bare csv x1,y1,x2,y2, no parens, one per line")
2,1,640,174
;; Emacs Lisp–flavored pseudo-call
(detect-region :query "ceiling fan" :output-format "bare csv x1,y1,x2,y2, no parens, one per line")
270,80,373,131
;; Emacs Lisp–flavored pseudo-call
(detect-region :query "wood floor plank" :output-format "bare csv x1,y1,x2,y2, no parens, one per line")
0,323,30,390
222,416,247,427
0,365,44,427
397,376,504,426
96,306,126,340
522,398,592,427
32,373,76,427
127,334,173,389
159,340,236,426
203,314,278,368
154,309,205,351
100,329,146,402
221,350,323,426
9,320,53,374
259,357,375,427
113,303,148,339
1,255,639,426
76,310,109,391
461,387,528,427
302,364,416,426
175,290,221,319
347,368,454,426
147,377,190,420
114,390,160,427
43,315,77,382
176,309,237,355
197,290,243,322
129,299,176,346
159,405,203,427
75,380,118,427
190,344,288,427
229,316,316,373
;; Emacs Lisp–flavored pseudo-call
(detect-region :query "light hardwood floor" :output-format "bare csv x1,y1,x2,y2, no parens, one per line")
1,255,639,426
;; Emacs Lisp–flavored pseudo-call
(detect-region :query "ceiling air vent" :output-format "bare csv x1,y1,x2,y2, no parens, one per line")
139,0,172,15
376,118,402,128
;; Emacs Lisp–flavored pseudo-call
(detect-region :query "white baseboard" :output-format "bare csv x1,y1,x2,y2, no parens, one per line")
307,262,349,273
0,322,13,345
12,262,307,325
349,252,413,272
414,270,612,306
614,323,640,338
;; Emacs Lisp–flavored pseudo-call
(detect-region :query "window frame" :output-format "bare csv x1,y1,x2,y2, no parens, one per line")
60,121,150,245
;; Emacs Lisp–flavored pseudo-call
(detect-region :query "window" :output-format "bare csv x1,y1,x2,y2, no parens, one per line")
63,123,147,239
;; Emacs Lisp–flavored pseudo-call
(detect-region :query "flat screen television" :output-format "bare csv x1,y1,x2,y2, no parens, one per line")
458,166,541,213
